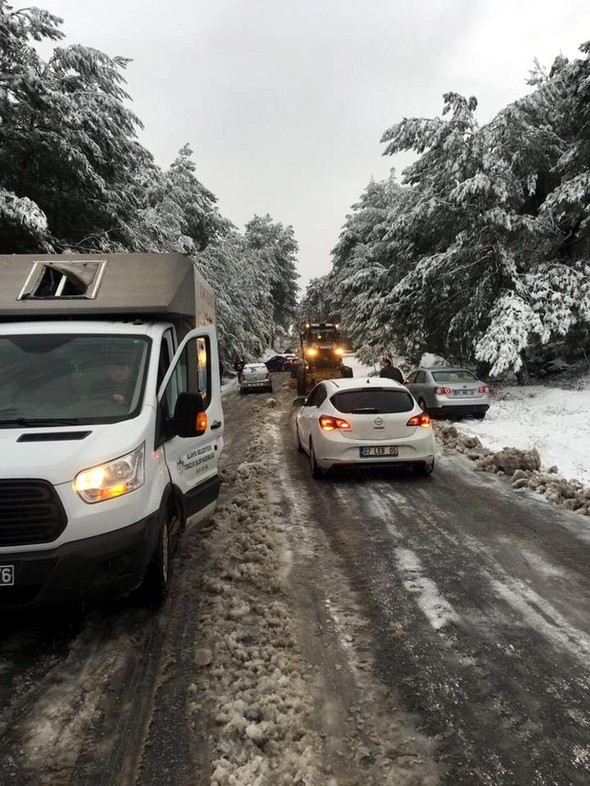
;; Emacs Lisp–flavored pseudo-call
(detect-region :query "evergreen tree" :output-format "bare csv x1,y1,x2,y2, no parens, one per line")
244,214,300,332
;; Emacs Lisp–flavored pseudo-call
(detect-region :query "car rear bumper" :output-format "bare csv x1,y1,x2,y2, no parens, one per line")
0,510,160,609
430,403,489,418
240,381,272,391
316,430,436,471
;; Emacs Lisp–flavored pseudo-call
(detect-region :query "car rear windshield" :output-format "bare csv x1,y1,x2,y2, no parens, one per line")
244,364,266,372
331,389,414,414
431,370,477,383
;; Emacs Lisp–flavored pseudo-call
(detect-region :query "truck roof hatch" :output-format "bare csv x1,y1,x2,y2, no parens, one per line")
0,253,215,332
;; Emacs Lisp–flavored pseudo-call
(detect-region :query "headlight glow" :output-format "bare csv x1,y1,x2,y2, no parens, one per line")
73,444,145,503
306,347,318,357
334,347,345,356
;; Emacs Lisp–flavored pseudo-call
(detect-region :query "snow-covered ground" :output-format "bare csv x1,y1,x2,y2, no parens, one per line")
343,354,378,377
456,379,590,486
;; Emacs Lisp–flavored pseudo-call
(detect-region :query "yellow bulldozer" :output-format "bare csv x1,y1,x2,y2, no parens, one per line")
293,321,352,395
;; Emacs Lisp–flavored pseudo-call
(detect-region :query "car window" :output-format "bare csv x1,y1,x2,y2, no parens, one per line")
415,370,427,383
306,385,323,407
432,370,477,383
406,370,418,384
331,389,414,414
315,386,328,406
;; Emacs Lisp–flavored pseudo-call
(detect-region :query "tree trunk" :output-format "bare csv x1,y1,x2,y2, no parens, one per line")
516,351,530,386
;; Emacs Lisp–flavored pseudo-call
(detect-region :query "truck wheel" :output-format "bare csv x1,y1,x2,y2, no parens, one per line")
296,366,307,396
142,502,174,606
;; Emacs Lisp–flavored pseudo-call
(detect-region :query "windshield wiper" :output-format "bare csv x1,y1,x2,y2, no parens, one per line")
0,417,82,427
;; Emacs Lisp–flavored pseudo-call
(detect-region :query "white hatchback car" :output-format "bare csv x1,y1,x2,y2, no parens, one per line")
294,378,436,478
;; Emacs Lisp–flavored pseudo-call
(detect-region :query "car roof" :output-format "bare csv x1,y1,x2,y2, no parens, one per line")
245,362,266,367
323,377,406,391
422,366,475,372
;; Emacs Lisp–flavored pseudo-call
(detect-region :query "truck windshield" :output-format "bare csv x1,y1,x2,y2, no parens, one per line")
0,334,150,426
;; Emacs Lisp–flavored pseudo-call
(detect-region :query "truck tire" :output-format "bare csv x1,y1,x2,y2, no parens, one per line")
141,501,175,606
296,365,307,396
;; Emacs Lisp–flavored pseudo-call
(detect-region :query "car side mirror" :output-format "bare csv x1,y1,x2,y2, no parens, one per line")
293,397,306,406
173,392,207,438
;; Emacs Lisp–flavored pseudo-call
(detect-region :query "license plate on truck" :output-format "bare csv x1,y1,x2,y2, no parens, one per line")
0,566,14,586
359,446,398,457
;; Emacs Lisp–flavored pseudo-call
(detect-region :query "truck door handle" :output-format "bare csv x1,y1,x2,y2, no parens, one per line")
210,420,222,430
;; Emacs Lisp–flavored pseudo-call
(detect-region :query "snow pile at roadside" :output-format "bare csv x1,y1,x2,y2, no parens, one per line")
455,379,590,485
437,424,590,518
343,354,377,377
188,423,322,784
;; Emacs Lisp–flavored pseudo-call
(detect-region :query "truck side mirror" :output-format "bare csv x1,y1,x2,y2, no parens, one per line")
174,392,207,438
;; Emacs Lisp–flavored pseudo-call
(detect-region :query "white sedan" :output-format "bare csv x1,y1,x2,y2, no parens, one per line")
294,378,436,478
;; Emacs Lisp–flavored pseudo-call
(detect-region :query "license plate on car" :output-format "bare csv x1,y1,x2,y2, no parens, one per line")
0,566,14,586
359,446,398,457
453,389,475,396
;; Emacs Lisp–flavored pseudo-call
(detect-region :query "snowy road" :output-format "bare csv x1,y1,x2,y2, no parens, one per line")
2,375,590,784
269,376,590,785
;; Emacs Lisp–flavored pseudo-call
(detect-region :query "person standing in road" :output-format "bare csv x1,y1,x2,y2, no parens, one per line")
380,357,404,384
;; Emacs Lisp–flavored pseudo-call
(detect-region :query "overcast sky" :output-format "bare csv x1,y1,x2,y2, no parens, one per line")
42,0,590,289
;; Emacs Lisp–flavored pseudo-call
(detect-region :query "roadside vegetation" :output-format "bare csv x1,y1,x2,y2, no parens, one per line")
0,1,299,362
302,44,590,382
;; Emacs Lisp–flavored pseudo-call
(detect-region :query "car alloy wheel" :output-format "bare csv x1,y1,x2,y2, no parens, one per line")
296,424,304,453
416,460,435,477
309,439,323,479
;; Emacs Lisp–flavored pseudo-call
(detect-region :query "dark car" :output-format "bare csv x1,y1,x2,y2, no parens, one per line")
266,355,288,372
266,354,302,372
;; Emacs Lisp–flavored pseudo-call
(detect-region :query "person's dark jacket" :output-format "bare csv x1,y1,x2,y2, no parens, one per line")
380,365,404,384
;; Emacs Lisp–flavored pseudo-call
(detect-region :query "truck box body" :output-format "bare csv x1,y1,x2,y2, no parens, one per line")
0,253,224,609
0,252,216,334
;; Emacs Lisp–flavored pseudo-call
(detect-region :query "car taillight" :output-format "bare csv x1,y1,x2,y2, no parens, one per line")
434,386,451,395
266,372,271,379
319,415,351,432
478,385,489,393
407,413,431,428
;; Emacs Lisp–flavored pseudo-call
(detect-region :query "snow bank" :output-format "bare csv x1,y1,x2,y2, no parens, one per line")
342,354,377,378
455,378,590,485
436,424,590,518
419,352,447,368
188,419,322,784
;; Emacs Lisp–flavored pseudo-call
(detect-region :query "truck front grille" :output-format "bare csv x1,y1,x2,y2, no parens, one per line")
0,480,67,547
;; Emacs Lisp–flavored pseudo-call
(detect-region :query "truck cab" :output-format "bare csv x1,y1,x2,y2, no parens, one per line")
0,253,224,608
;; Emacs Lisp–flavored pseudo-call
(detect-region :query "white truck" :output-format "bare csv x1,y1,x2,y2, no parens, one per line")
0,253,224,608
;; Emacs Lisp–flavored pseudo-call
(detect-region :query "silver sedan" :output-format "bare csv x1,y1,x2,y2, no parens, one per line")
239,363,273,394
404,367,490,419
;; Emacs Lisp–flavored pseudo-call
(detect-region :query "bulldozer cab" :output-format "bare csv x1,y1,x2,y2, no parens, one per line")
294,321,349,394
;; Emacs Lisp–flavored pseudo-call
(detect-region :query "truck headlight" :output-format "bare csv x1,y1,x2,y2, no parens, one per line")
306,347,318,357
73,444,145,504
334,347,345,356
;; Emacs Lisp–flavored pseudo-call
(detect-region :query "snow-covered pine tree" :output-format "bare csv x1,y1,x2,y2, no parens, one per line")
0,2,150,252
244,214,300,339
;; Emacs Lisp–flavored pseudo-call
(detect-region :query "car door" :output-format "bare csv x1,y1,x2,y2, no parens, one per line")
404,369,419,397
158,326,224,521
297,385,323,447
411,370,428,405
